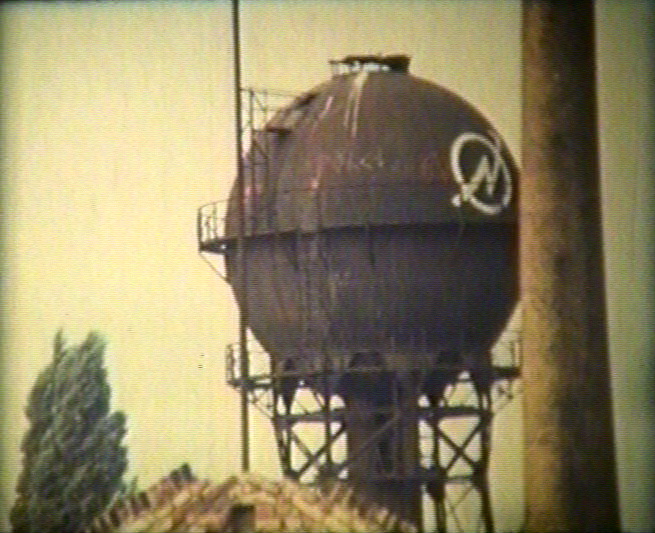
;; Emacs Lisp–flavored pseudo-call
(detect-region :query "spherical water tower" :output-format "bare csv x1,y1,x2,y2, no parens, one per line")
199,55,519,532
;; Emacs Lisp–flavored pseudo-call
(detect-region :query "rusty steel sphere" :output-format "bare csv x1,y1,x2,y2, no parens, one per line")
223,59,518,379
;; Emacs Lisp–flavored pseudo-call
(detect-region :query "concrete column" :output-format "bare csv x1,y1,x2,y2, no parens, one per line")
521,2,620,531
344,394,422,527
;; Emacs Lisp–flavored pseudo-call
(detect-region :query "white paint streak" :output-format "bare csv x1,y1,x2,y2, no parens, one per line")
317,95,334,121
343,71,368,137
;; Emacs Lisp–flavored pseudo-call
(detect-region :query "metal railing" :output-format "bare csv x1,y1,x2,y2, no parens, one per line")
196,177,486,252
197,200,227,248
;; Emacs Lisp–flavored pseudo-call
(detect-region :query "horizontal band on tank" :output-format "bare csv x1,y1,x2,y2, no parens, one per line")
199,216,516,253
216,179,516,240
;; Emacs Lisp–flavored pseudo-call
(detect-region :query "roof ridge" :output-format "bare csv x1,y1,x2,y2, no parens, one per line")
82,463,195,533
83,468,417,533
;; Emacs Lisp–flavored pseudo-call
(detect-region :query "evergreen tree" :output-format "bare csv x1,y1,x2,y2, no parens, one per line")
10,331,128,533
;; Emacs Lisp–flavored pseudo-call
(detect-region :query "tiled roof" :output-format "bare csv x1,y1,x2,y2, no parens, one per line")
84,465,418,533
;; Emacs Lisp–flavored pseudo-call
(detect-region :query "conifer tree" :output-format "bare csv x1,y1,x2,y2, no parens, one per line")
10,331,128,533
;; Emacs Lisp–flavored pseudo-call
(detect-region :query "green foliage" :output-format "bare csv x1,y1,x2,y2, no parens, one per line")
111,474,139,506
10,331,128,533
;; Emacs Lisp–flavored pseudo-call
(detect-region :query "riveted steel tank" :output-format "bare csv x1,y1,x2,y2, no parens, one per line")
222,58,518,380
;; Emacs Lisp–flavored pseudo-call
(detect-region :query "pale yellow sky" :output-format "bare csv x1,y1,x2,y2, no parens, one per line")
1,1,653,532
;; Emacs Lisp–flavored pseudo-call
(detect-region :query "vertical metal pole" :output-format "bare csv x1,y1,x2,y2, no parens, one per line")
477,397,494,533
521,2,619,531
431,416,447,533
323,356,333,469
232,0,249,473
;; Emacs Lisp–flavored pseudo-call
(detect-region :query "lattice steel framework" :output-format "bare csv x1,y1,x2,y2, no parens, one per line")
223,341,520,533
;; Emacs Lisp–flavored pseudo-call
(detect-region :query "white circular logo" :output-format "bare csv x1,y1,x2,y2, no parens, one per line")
450,131,513,215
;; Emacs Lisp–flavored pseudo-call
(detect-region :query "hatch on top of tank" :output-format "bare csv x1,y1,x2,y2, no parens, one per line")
329,54,411,76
